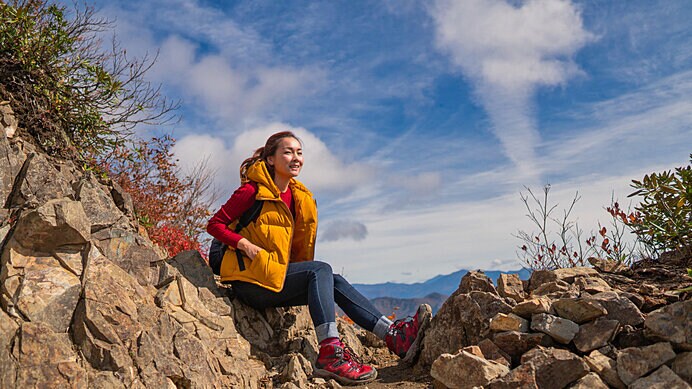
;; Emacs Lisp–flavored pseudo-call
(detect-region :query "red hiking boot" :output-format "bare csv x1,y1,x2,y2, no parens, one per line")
385,303,432,363
314,341,377,385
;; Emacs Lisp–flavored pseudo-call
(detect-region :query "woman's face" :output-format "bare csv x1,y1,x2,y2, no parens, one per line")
267,137,303,179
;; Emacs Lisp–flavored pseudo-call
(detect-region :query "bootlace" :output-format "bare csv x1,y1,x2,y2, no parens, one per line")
340,340,364,365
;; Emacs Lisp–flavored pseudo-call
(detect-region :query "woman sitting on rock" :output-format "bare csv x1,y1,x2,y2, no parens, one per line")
207,131,432,385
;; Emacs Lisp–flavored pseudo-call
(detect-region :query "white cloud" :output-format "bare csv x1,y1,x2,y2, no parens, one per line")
172,123,376,209
430,0,594,183
320,220,368,242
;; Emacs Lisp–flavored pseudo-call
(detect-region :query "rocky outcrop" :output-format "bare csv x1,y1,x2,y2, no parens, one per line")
0,117,376,388
420,262,691,388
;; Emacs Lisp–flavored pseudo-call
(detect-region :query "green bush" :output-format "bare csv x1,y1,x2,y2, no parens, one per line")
628,154,692,255
0,0,177,158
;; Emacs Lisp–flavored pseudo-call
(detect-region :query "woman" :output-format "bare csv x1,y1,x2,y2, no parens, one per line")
207,131,431,385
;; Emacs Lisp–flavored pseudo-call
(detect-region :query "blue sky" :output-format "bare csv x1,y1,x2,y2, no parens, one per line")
86,0,691,283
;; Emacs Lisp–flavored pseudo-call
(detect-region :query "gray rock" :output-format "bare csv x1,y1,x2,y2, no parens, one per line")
530,313,579,344
573,317,620,353
671,352,692,384
629,365,690,389
644,300,691,350
591,291,645,326
617,342,676,385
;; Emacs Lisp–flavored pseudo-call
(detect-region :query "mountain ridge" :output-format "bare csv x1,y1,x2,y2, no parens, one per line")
353,268,532,300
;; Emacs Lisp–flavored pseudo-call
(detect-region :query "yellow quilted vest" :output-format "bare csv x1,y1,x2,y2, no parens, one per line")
219,161,318,292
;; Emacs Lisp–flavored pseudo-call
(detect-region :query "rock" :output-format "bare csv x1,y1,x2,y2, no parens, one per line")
531,280,571,296
553,267,599,283
5,151,73,209
477,339,511,368
14,322,86,388
615,325,653,348
492,331,550,365
281,354,309,386
512,297,552,319
1,103,18,138
420,291,511,366
569,372,609,389
584,349,626,389
671,352,692,384
644,300,691,350
490,313,529,332
430,350,510,389
591,291,645,326
530,313,579,344
11,198,90,251
588,257,630,274
628,365,690,389
461,345,485,358
0,309,19,388
617,342,677,385
528,270,557,292
487,363,538,389
574,276,612,294
521,346,589,389
458,270,498,295
573,317,620,353
497,274,526,302
552,298,607,324
92,227,164,286
75,174,130,232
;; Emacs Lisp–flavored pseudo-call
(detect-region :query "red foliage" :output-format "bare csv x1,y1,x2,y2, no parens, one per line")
96,135,211,257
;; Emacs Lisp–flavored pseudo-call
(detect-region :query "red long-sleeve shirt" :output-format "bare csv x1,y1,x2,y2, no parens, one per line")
207,182,295,248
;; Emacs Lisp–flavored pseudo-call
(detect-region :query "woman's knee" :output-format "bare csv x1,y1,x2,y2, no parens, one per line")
310,260,333,276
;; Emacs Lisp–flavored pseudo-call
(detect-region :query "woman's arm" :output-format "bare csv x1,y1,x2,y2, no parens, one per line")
206,182,257,249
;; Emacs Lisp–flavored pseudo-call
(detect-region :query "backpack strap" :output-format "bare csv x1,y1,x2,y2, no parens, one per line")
232,200,264,271
208,200,264,275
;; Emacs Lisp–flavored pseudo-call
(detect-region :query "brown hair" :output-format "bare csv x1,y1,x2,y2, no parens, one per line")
239,131,301,183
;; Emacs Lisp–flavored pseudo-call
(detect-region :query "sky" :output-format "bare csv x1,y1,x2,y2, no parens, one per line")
81,0,691,283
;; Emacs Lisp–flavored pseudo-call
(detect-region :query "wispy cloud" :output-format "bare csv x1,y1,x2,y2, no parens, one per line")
320,220,368,242
430,0,594,183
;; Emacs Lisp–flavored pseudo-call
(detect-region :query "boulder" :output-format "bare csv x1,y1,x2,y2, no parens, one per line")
4,151,73,209
553,267,599,282
512,297,552,319
497,274,526,302
591,291,645,326
644,300,691,350
573,317,620,353
74,174,130,232
430,350,510,389
91,228,164,287
530,313,579,344
617,342,677,385
628,365,689,389
588,257,630,274
520,346,589,389
420,291,511,366
574,275,612,294
490,313,529,332
477,339,511,368
671,352,692,384
552,298,607,324
487,362,537,389
528,270,557,292
492,331,550,365
584,349,626,389
458,271,498,295
11,198,90,251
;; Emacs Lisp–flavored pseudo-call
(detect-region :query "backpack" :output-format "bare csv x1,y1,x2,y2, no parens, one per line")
208,200,264,275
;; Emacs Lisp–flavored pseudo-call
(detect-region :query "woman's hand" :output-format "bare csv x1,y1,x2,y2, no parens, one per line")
237,238,263,260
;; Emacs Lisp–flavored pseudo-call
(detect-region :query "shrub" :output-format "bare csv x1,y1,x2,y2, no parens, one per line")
628,154,692,256
100,135,218,258
0,0,177,158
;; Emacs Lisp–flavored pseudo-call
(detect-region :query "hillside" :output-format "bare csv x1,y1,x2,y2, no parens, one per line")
354,268,532,299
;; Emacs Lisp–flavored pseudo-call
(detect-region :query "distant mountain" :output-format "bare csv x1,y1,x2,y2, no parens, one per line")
353,268,532,300
371,293,447,319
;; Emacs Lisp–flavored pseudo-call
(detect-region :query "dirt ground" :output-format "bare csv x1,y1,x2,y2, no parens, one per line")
349,354,432,389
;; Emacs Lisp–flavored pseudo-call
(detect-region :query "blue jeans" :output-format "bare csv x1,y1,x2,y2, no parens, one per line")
232,260,385,339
